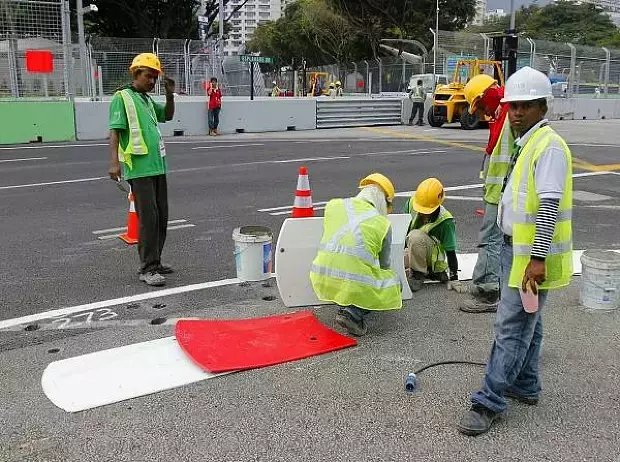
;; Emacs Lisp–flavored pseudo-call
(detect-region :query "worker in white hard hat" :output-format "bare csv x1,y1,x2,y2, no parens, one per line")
310,173,402,337
271,80,281,98
108,53,176,287
335,80,343,97
327,82,337,99
457,67,573,437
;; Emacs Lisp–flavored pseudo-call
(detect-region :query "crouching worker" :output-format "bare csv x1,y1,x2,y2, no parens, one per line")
310,173,402,337
403,178,464,292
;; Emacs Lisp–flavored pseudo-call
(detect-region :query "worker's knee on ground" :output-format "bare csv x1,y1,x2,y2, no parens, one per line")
407,229,431,248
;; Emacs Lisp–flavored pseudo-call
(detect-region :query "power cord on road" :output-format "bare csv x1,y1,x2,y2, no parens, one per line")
405,360,487,392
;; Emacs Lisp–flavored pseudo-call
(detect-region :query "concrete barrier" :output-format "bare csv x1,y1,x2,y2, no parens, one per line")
74,96,317,140
548,98,620,121
0,99,75,144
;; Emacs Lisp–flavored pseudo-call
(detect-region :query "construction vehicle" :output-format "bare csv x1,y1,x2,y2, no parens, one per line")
307,72,331,96
427,59,505,130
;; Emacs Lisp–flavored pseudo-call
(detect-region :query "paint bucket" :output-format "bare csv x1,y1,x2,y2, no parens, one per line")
232,226,273,282
580,250,620,311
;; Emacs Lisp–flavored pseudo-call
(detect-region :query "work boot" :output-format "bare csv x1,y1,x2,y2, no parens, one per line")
417,121,424,126
459,289,499,313
456,404,501,436
407,271,426,292
428,271,449,283
139,271,166,287
335,310,367,337
504,390,539,406
157,264,174,274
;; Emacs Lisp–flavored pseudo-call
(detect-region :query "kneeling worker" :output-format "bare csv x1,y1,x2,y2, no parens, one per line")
310,173,402,337
403,178,463,292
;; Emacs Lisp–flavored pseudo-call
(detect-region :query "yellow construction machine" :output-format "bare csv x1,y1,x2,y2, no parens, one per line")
428,60,505,130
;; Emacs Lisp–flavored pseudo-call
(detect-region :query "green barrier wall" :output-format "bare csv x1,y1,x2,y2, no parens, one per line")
0,99,76,145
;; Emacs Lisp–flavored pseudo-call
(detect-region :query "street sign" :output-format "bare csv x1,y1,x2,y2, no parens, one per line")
197,15,209,24
240,55,275,64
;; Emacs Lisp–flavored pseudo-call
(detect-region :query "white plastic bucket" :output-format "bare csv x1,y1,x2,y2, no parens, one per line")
232,226,273,282
580,250,620,311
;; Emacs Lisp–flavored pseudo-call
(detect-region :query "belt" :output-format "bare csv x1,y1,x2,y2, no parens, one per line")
503,234,513,245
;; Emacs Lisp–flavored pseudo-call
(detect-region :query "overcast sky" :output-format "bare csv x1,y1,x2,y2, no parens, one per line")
487,0,552,10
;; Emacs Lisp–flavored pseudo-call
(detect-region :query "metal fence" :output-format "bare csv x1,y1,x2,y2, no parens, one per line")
0,0,70,98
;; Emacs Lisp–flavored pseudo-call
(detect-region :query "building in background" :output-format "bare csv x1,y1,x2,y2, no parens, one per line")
199,0,283,55
486,8,506,20
281,0,296,14
472,0,488,25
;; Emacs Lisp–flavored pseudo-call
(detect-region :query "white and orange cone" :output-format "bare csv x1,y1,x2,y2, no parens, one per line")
119,192,139,245
291,166,315,218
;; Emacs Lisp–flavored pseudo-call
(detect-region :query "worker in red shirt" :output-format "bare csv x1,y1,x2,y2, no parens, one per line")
456,74,510,313
207,77,222,136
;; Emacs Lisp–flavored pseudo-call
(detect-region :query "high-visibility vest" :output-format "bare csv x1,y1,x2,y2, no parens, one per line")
116,89,152,170
310,198,402,311
409,205,454,273
508,125,573,290
483,117,514,204
410,86,424,101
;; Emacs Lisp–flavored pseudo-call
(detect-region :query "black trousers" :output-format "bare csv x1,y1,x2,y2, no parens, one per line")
129,174,168,273
409,102,425,124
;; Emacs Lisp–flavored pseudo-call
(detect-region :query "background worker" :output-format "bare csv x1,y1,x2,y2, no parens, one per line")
271,80,281,97
335,80,343,97
310,174,402,337
457,67,573,436
108,53,175,287
460,74,510,313
327,83,337,98
207,77,222,136
408,79,426,126
403,178,462,292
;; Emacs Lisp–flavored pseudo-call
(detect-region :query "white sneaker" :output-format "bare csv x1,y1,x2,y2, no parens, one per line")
139,272,166,287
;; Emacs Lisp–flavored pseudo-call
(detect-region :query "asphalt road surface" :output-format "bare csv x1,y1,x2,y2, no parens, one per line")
1,120,619,461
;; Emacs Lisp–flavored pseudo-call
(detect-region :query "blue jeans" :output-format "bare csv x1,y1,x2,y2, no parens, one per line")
471,240,548,414
208,107,221,130
472,202,502,293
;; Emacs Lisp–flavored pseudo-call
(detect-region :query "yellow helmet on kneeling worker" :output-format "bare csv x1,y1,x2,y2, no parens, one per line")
412,178,445,214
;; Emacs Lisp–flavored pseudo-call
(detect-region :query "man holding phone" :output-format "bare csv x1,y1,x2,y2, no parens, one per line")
108,53,175,287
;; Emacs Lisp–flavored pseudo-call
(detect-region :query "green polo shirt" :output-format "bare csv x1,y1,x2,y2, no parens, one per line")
403,199,458,252
109,86,168,180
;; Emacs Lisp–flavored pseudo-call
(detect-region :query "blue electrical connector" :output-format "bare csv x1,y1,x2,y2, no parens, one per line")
405,372,416,392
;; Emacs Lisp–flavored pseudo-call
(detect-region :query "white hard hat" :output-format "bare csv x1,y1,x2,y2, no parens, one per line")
501,66,553,103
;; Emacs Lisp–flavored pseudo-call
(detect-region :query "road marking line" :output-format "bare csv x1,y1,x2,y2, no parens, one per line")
96,224,195,240
364,127,486,152
0,276,249,330
445,196,484,201
258,201,329,212
270,206,326,216
93,219,187,235
272,156,350,163
191,143,265,150
0,144,108,150
0,176,107,190
0,156,48,163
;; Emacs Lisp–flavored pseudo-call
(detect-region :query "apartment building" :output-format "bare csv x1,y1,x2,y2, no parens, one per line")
472,0,488,26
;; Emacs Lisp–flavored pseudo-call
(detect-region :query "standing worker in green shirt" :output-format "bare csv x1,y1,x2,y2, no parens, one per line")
403,178,465,292
108,53,176,287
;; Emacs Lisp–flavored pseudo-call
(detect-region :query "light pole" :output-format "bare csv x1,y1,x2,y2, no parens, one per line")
77,0,98,96
509,0,516,32
435,0,439,82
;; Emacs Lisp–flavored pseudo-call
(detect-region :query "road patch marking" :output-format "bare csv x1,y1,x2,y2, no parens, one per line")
93,219,187,235
191,143,265,150
0,156,48,163
0,176,107,190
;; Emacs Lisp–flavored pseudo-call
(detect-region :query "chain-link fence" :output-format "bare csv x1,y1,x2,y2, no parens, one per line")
0,0,69,98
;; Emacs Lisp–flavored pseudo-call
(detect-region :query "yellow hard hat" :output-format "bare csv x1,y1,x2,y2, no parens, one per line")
129,53,162,74
359,173,395,202
412,178,445,214
464,74,497,114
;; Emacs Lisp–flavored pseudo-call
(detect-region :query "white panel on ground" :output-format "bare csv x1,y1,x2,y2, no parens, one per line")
41,337,229,413
275,214,412,308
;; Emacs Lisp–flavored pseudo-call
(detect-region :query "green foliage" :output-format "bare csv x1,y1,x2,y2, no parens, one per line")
468,2,620,47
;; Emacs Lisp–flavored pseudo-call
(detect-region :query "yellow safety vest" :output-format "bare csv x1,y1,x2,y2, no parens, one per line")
483,117,514,204
116,89,151,170
310,198,402,311
508,125,573,289
410,205,454,273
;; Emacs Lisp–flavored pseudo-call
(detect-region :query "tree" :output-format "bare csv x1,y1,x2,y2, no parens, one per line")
74,0,249,39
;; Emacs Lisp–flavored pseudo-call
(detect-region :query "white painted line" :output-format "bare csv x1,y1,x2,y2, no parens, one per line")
191,143,265,150
568,143,620,148
271,156,350,164
0,176,107,190
0,276,248,330
270,206,326,216
0,144,108,150
573,171,616,178
581,205,620,210
445,196,484,202
93,219,187,235
258,201,329,212
0,156,48,163
96,223,195,240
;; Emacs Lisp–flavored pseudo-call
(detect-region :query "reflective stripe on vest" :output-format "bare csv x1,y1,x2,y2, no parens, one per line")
484,117,513,205
117,90,149,169
309,198,402,311
508,125,573,290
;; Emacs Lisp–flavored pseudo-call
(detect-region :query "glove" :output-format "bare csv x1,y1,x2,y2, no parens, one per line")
447,280,468,294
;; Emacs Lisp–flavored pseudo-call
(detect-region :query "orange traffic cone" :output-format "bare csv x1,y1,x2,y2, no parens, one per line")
291,166,315,218
119,192,139,245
